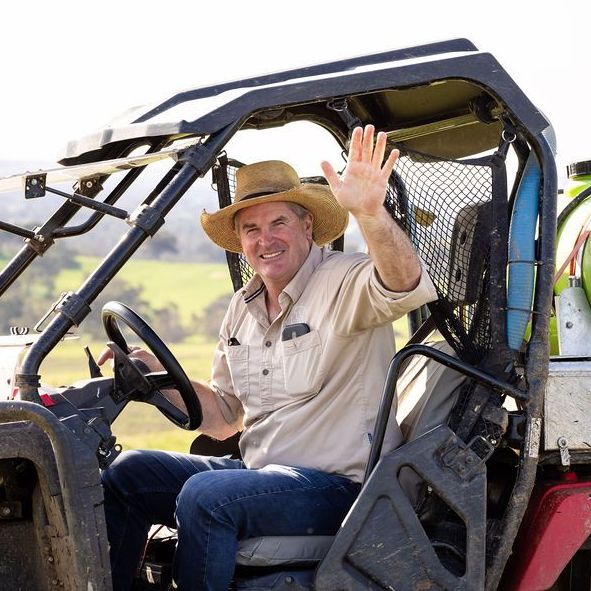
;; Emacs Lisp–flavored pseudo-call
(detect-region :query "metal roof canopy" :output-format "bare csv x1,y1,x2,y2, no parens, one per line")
60,38,550,165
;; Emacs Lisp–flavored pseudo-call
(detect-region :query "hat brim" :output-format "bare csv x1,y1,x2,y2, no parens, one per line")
200,184,349,253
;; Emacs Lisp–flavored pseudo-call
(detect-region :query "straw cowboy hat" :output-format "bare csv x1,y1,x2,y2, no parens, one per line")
201,160,349,253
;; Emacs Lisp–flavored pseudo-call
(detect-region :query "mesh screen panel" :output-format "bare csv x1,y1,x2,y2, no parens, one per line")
384,148,496,362
225,160,255,288
212,158,254,291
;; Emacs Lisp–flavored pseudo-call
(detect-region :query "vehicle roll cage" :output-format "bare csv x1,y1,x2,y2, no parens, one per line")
0,39,557,589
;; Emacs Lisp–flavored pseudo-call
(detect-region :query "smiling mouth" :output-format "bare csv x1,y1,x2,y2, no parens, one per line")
260,251,283,260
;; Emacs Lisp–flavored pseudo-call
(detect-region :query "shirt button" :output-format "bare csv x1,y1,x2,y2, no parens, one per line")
262,368,269,376
265,341,272,347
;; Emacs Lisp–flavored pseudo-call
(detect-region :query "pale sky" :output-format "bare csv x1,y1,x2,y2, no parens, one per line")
1,0,589,185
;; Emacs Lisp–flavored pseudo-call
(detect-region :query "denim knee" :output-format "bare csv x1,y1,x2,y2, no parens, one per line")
101,449,147,495
176,470,238,528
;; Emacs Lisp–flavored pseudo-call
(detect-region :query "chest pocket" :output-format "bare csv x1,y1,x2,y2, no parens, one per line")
281,330,324,397
225,345,250,404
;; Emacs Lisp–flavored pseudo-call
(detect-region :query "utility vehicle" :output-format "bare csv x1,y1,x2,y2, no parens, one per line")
1,39,588,590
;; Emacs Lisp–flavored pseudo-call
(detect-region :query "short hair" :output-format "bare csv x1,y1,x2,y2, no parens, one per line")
286,202,310,220
234,202,311,233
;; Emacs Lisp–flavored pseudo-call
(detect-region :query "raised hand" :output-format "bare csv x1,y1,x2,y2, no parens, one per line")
320,125,399,219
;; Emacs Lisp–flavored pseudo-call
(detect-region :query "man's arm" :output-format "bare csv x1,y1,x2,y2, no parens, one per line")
164,378,238,440
321,125,421,291
97,347,238,440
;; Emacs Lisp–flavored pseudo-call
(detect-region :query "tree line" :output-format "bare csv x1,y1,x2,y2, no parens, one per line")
0,244,230,344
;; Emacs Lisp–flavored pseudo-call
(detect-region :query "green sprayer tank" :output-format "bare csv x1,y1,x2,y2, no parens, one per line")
553,160,591,354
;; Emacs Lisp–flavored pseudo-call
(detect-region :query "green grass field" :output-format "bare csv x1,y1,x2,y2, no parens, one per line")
55,257,232,324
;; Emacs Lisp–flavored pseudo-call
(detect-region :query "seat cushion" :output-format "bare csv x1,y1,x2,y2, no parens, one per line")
236,535,334,567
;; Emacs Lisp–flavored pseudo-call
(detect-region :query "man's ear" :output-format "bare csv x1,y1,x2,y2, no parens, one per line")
305,212,314,240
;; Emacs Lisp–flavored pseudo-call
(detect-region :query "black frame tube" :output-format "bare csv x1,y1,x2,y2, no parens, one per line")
0,242,48,299
486,152,511,370
0,220,36,239
44,186,128,219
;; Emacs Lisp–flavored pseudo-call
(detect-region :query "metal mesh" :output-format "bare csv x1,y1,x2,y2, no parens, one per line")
211,157,254,291
224,159,255,289
384,148,495,362
388,147,511,449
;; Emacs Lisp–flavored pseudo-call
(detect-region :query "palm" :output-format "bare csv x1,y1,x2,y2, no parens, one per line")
334,160,388,214
321,125,399,218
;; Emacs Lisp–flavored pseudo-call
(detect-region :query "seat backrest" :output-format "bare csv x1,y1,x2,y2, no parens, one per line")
396,339,465,443
190,431,240,458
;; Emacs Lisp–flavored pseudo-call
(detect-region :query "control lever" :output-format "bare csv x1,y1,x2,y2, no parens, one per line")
84,346,103,378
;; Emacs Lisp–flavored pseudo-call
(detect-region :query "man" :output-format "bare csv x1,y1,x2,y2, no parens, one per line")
100,125,437,590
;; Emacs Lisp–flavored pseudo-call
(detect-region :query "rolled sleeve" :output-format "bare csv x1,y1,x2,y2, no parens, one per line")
332,255,438,335
210,383,244,431
370,259,438,307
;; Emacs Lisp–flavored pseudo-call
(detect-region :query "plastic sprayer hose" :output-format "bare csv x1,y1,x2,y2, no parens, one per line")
506,151,541,350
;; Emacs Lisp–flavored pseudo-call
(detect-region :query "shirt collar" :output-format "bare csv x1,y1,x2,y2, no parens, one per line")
242,274,265,303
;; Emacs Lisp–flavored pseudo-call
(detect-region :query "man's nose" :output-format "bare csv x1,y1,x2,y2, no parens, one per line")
259,226,275,245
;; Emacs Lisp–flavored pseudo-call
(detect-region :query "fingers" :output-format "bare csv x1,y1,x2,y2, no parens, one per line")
349,125,393,170
348,126,363,162
97,348,113,366
372,130,387,167
324,125,397,191
97,345,145,367
361,125,375,163
381,147,400,182
320,160,342,193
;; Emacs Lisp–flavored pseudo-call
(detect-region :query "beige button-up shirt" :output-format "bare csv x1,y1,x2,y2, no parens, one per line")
211,244,437,483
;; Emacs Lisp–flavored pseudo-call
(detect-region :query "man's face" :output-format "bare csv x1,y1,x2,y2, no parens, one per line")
236,202,313,293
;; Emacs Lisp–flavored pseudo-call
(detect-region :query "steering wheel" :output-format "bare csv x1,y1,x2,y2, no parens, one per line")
101,301,202,430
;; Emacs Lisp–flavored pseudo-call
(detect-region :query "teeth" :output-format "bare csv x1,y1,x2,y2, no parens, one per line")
261,251,282,259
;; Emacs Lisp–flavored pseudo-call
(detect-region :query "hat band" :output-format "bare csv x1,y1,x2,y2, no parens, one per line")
239,190,280,202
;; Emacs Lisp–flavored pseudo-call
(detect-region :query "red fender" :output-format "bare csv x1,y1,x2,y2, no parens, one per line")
506,478,591,590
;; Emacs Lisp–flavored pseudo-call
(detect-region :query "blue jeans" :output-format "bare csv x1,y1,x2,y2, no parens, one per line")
101,450,361,590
